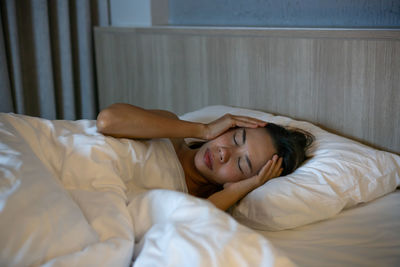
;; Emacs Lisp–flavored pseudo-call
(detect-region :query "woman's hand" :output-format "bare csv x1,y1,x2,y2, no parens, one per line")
251,155,283,187
203,113,267,140
209,155,283,211
224,155,283,190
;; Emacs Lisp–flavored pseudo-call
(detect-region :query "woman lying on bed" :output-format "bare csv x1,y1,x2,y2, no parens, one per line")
97,103,313,211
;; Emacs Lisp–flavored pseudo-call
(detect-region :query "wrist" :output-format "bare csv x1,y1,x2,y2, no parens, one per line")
192,122,208,140
229,178,258,194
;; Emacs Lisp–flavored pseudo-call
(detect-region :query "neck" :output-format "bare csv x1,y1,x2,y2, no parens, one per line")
177,146,212,195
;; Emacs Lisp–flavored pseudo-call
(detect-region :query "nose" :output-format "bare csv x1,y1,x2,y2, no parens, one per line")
218,147,231,163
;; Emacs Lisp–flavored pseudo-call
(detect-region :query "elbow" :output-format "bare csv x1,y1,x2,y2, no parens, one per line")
97,104,120,134
96,109,110,134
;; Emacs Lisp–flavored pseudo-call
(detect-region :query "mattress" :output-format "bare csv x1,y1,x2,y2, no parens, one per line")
260,190,400,266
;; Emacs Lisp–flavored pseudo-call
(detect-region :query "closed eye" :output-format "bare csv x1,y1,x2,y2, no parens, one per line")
233,132,239,146
238,157,244,174
234,129,251,176
234,132,246,174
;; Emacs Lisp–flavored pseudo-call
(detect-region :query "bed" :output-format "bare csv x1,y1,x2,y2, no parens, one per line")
0,112,293,266
1,26,399,266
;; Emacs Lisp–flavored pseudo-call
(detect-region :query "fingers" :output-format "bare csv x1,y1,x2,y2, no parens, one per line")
258,155,283,184
227,114,267,128
259,158,273,177
235,119,265,128
271,156,283,176
206,114,268,140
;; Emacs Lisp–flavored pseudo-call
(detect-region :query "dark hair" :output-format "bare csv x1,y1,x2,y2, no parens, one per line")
264,123,314,176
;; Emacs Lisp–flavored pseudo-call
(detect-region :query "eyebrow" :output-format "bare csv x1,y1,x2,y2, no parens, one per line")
243,129,253,173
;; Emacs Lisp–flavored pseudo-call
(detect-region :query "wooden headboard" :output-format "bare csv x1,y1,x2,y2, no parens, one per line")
94,26,400,154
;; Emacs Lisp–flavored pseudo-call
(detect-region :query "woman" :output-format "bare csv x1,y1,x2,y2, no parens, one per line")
97,103,313,211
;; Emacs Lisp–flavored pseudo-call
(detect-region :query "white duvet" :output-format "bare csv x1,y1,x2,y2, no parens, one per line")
0,113,293,267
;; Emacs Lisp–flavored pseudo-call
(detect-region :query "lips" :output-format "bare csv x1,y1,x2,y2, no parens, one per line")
204,148,213,170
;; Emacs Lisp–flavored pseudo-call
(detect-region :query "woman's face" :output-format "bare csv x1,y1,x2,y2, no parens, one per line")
194,127,277,185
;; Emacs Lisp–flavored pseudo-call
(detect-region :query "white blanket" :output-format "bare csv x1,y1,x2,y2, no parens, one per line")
0,113,294,267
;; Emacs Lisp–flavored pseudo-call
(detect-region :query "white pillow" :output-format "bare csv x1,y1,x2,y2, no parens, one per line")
180,105,400,231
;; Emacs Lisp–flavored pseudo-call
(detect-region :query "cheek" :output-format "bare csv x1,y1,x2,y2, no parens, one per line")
217,164,243,183
194,150,205,171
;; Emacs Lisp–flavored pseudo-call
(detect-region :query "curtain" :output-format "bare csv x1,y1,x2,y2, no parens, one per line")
0,0,110,119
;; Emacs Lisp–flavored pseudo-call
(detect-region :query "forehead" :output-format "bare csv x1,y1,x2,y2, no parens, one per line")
244,127,276,167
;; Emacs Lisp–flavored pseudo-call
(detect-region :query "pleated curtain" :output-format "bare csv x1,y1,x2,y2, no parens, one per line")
0,0,110,119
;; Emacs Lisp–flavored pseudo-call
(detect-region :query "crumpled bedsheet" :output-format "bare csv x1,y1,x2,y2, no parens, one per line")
0,113,294,267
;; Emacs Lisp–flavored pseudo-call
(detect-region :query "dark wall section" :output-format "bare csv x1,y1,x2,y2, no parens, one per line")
169,0,400,27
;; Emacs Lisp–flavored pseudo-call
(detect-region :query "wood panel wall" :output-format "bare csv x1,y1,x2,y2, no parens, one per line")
94,27,400,154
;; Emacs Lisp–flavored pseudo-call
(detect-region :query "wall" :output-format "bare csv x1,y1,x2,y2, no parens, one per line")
110,0,152,26
94,27,400,153
169,0,400,27
110,0,399,27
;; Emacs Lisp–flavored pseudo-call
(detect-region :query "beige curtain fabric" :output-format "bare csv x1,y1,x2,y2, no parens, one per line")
0,0,110,119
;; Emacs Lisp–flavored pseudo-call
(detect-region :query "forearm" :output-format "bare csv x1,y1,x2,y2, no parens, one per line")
97,103,205,139
207,179,258,211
